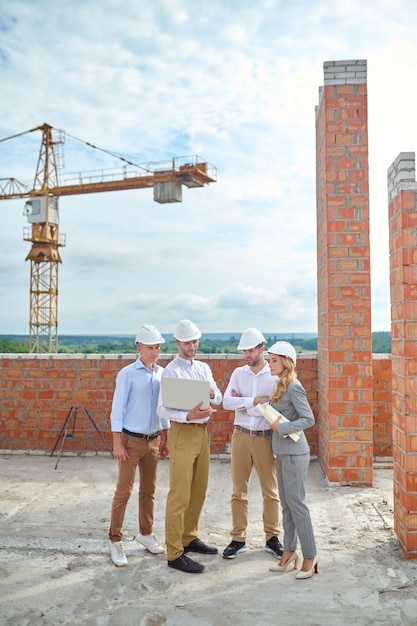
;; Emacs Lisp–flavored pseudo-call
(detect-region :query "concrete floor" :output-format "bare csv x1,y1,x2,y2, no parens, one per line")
0,453,417,626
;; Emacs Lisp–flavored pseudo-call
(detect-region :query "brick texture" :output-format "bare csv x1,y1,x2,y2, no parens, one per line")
373,355,393,457
388,152,417,558
316,60,373,486
0,352,390,459
0,353,320,456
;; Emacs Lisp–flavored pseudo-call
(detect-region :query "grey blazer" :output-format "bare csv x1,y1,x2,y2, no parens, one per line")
270,379,315,456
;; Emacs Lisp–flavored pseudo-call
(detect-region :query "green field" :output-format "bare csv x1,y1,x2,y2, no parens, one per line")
0,332,391,354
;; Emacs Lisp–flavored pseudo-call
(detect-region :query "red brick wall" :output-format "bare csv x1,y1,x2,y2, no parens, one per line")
0,352,390,458
373,354,393,457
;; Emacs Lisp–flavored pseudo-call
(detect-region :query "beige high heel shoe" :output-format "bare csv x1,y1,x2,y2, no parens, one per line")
295,555,319,580
269,551,299,572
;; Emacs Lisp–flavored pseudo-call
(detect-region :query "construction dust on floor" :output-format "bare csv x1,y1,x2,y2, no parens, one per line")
0,453,416,626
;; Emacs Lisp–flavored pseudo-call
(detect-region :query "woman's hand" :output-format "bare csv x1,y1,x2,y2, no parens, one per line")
270,418,279,432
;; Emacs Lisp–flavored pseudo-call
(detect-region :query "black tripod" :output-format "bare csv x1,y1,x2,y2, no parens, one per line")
50,405,113,469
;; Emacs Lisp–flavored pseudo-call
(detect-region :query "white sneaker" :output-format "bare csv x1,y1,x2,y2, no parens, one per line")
109,540,128,567
136,532,165,554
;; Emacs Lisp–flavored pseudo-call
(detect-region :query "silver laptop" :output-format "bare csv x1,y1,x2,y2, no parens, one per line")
161,377,210,410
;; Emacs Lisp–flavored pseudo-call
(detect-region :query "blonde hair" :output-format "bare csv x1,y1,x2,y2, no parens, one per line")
270,355,297,403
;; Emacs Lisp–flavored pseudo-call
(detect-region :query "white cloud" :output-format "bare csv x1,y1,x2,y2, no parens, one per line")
1,0,417,336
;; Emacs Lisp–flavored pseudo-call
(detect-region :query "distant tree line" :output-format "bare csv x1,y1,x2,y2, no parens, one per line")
0,332,392,354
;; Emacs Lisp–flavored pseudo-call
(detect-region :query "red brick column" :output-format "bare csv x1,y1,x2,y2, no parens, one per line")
387,152,417,558
315,60,373,485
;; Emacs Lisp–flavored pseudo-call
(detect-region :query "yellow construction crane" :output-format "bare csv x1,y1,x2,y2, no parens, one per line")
0,123,217,353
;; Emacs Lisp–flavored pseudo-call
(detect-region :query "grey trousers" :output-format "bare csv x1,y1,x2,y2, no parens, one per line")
276,453,316,559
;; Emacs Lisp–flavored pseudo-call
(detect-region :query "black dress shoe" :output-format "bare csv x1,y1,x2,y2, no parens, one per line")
183,538,218,555
167,554,204,573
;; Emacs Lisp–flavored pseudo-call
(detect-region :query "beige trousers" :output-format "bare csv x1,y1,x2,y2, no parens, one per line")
230,428,281,542
165,422,210,561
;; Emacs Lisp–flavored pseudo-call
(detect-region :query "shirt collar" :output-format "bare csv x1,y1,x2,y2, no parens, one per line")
135,357,159,372
175,355,194,367
243,362,271,375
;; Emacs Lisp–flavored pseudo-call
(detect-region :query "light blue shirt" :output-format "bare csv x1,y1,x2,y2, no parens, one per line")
110,358,168,434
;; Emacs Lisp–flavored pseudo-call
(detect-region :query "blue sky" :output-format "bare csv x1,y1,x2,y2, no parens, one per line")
1,0,417,336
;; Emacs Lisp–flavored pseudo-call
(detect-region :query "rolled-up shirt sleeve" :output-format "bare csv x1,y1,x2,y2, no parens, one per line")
209,378,222,406
223,370,254,411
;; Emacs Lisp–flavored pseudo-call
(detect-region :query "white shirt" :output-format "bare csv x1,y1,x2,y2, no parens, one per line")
157,355,222,424
223,362,277,431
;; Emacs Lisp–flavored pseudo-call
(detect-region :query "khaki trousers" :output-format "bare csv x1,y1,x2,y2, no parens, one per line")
165,422,210,561
230,428,281,541
109,431,160,543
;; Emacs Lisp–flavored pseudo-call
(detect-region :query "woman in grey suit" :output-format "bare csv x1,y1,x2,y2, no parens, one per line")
266,341,318,580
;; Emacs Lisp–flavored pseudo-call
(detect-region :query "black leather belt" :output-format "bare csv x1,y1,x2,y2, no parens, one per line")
235,425,272,437
179,422,208,428
122,428,161,440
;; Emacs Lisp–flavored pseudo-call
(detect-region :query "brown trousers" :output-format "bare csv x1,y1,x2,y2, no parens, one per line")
109,431,160,543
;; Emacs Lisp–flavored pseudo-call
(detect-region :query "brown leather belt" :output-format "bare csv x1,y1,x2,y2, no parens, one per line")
122,428,161,440
235,425,272,437
179,422,208,428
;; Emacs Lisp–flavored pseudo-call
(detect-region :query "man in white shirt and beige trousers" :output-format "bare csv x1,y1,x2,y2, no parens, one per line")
222,328,283,560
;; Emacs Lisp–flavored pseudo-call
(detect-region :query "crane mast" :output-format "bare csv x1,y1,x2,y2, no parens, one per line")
0,123,217,353
23,124,65,353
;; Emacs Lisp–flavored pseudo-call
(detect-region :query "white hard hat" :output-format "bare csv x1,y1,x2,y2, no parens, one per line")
173,319,202,342
266,341,297,365
237,328,266,350
135,325,165,345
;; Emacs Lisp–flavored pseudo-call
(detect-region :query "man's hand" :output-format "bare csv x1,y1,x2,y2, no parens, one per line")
112,439,129,461
187,401,214,421
254,395,270,406
159,431,169,459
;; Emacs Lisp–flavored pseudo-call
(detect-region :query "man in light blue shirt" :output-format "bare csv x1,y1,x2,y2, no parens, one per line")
108,325,169,567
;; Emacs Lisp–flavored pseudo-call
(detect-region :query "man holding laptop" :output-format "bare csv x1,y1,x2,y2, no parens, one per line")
157,319,222,574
